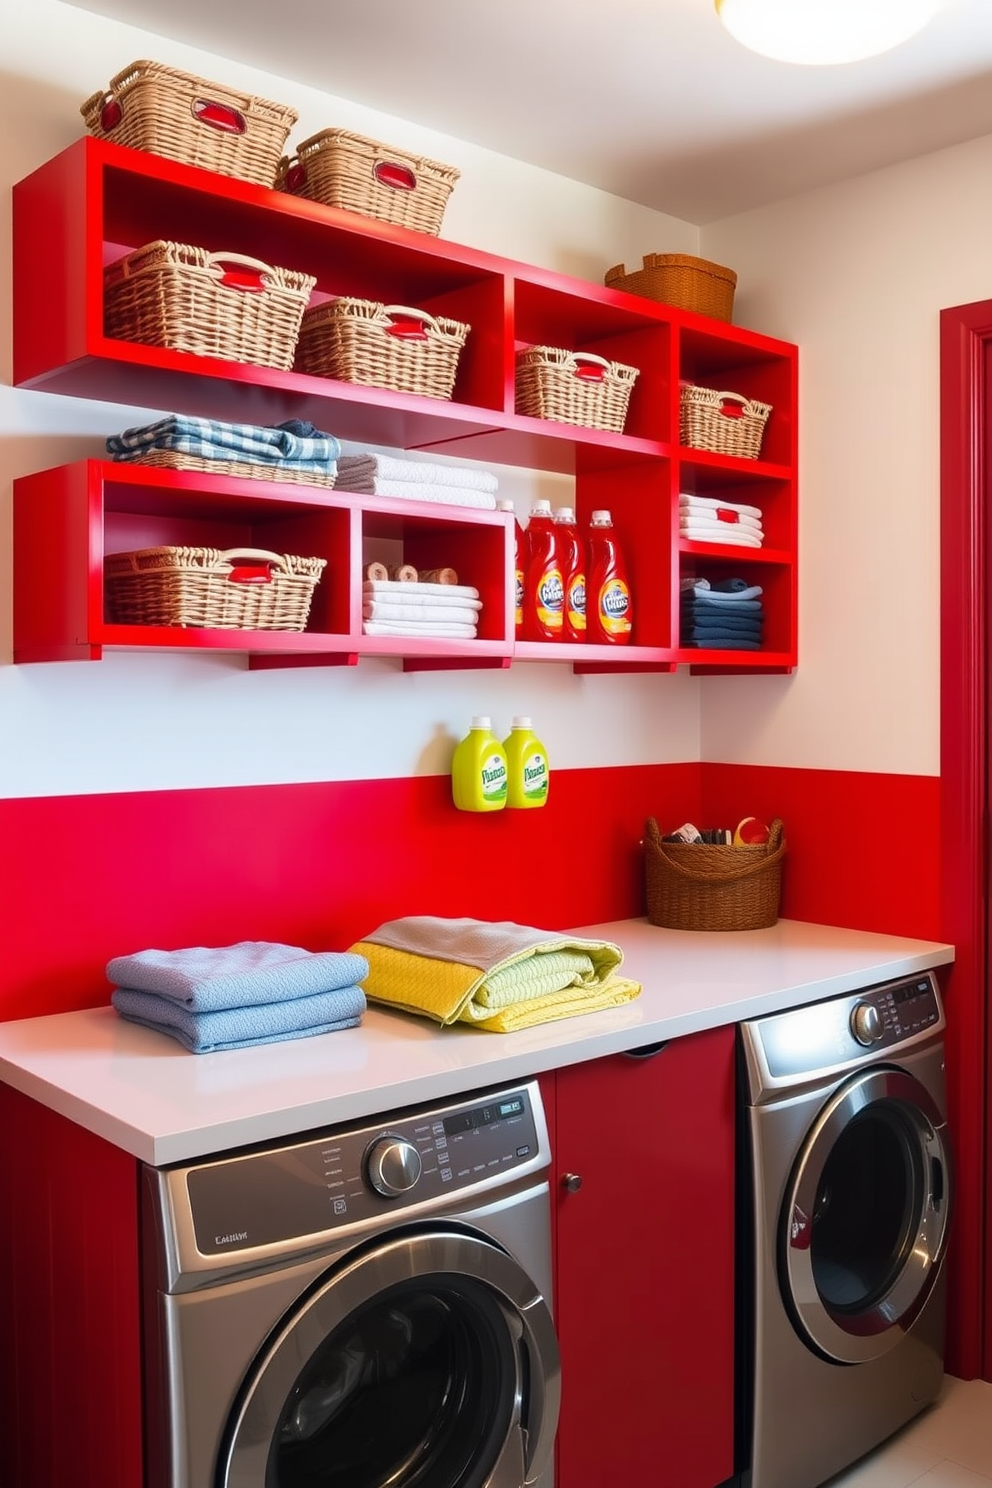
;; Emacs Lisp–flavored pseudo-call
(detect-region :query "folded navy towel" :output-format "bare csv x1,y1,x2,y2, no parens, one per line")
683,613,764,633
685,635,763,650
111,984,367,1053
682,597,764,615
106,942,370,1012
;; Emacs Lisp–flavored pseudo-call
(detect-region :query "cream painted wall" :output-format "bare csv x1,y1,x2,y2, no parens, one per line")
0,0,705,799
700,134,992,778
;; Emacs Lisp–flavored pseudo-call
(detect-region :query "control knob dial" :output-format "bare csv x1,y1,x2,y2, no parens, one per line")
366,1135,422,1197
850,1001,884,1047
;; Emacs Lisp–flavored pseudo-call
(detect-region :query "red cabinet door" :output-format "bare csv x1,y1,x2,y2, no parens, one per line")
550,1026,737,1488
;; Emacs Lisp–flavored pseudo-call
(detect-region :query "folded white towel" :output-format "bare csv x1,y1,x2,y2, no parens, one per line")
680,509,763,535
362,579,481,601
337,476,497,510
363,599,483,625
363,619,478,638
338,453,499,493
680,519,763,548
679,493,763,521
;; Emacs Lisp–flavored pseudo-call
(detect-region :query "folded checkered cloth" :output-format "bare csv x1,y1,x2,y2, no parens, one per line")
107,415,340,473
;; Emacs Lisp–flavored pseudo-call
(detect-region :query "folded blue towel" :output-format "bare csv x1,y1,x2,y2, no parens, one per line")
111,984,367,1053
107,415,341,469
683,614,764,633
685,635,763,650
106,942,370,1011
682,582,764,604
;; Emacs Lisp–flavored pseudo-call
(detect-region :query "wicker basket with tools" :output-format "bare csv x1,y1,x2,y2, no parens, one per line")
104,546,327,631
605,254,737,323
81,60,298,186
104,241,316,371
277,129,460,236
643,817,786,931
297,298,470,399
679,383,772,460
515,346,639,433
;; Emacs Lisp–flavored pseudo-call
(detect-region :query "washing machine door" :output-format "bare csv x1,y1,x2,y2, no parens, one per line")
218,1226,560,1488
779,1066,951,1364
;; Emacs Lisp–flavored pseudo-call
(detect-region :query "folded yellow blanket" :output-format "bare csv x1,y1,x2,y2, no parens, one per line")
350,916,641,1032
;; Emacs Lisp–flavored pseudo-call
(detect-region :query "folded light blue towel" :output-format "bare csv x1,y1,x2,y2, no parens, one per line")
106,942,369,1012
111,984,367,1053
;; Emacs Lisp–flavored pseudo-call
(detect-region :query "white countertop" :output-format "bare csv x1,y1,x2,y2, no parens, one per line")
0,918,953,1166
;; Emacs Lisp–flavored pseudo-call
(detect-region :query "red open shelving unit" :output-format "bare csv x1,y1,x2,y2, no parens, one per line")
12,136,798,673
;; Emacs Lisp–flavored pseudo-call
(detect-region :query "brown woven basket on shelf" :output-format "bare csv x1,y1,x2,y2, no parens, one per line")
104,242,316,371
104,546,326,631
515,347,639,433
605,254,737,323
81,60,297,186
297,298,470,399
277,129,460,236
120,450,336,488
643,817,786,931
680,383,772,460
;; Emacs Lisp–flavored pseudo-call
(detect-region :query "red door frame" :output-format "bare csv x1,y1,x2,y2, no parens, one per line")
939,298,992,1379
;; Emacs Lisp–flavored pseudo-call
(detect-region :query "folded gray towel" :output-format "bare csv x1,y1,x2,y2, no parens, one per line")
111,984,367,1053
106,942,370,1012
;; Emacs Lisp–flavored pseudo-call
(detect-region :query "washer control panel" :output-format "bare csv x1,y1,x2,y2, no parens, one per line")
185,1085,541,1256
749,972,943,1086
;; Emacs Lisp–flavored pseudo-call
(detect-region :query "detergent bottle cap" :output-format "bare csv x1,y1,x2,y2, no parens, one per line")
531,498,553,516
553,506,575,523
591,509,613,525
470,715,492,730
496,499,515,513
511,715,532,729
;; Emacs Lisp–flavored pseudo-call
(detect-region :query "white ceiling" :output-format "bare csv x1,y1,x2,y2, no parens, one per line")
63,0,992,222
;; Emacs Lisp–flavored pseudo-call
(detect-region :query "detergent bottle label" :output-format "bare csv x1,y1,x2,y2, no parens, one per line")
598,578,631,636
567,573,586,634
515,565,524,629
480,750,508,804
521,750,549,804
537,568,564,632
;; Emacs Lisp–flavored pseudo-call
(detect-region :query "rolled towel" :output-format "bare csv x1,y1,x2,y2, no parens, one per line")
111,983,367,1053
105,941,369,1012
337,453,498,493
363,579,481,602
362,619,478,638
363,599,483,626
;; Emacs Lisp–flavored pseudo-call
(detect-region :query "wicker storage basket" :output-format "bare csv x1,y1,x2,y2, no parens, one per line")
644,817,785,931
104,546,326,631
277,129,459,236
81,60,297,187
605,254,737,323
104,242,316,371
515,347,639,433
122,450,336,488
680,383,772,460
297,298,469,399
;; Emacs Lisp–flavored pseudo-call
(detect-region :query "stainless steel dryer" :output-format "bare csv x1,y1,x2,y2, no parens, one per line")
738,972,952,1488
141,1080,560,1488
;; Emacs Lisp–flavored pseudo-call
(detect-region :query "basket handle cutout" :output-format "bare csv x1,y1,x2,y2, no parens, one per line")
283,159,306,191
219,548,288,584
716,392,748,419
572,352,611,382
205,252,275,292
382,305,434,340
99,96,123,131
374,160,418,192
192,98,247,135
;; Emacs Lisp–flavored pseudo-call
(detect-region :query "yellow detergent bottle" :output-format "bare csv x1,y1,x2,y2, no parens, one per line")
503,716,550,809
451,717,509,812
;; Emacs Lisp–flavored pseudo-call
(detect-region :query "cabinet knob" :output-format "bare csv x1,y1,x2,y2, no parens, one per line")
561,1172,583,1194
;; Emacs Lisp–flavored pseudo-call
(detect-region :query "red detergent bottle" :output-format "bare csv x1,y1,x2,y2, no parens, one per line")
587,508,632,644
523,498,564,641
497,498,526,638
553,505,586,643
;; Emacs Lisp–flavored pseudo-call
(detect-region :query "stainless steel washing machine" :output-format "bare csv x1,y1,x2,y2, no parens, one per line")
141,1080,560,1488
738,971,952,1488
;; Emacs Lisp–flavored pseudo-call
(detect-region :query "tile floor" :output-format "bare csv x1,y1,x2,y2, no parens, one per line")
825,1375,992,1487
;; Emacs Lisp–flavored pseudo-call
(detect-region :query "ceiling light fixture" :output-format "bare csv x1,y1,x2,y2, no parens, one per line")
714,0,946,65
